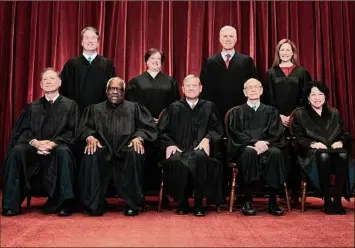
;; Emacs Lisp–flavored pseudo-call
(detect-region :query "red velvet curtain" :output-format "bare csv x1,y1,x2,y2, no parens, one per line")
1,1,355,166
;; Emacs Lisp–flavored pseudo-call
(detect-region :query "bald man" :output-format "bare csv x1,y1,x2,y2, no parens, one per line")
2,68,80,217
77,77,158,216
226,78,288,216
200,25,257,122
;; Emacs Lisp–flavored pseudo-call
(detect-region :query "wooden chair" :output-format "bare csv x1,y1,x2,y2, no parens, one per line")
225,107,291,213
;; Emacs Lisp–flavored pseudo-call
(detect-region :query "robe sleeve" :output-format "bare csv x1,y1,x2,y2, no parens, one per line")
291,110,313,150
157,106,177,150
261,71,275,106
199,58,209,99
107,62,116,78
204,103,223,142
333,109,351,149
125,78,138,102
132,104,158,143
226,108,257,160
247,57,258,80
10,104,35,147
59,60,72,98
264,107,285,147
77,105,97,142
171,78,181,101
52,102,80,146
298,68,312,107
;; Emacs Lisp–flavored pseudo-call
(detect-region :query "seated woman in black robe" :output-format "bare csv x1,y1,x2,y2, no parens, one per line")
291,81,354,215
78,77,158,216
262,38,312,203
126,48,180,194
2,68,79,217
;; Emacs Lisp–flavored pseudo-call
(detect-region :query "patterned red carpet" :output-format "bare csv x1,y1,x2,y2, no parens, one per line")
1,196,354,247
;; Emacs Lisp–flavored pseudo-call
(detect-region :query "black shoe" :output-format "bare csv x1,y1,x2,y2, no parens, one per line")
333,201,346,215
57,200,73,217
268,203,284,216
84,207,104,216
124,205,139,216
2,209,19,217
324,198,334,215
176,198,189,215
194,207,205,217
176,206,189,215
57,209,72,217
162,195,170,206
241,202,256,216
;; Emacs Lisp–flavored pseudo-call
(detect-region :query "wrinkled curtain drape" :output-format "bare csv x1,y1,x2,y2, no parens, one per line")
1,1,354,181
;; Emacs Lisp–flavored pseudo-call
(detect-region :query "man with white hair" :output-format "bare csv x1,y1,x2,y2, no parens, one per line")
77,77,158,216
200,25,257,121
226,78,288,216
158,74,224,216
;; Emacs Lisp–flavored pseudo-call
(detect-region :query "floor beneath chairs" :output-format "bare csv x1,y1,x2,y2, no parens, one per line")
1,194,354,247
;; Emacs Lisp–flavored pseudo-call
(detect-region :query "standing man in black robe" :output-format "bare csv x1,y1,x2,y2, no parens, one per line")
59,26,116,208
200,25,258,121
60,26,116,112
158,75,224,216
226,78,288,216
2,68,79,216
126,48,180,194
78,77,158,216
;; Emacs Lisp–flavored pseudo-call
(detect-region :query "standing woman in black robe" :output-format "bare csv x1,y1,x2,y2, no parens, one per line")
262,39,312,203
291,81,353,215
126,48,180,192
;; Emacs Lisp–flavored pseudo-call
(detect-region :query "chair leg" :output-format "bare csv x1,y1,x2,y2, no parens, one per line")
301,181,307,212
141,197,147,212
283,182,291,212
27,195,32,208
157,170,164,213
216,204,221,213
229,168,237,213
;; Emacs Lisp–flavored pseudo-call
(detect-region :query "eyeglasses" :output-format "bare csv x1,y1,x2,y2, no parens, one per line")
107,87,124,92
244,85,262,90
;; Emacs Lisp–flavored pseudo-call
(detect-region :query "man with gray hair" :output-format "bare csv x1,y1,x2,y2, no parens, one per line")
77,77,158,216
158,74,224,216
60,26,116,112
200,25,257,121
2,68,80,217
226,78,288,216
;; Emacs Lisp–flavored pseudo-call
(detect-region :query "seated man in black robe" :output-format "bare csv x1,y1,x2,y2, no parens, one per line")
2,68,79,217
78,77,158,216
157,74,224,216
226,78,288,216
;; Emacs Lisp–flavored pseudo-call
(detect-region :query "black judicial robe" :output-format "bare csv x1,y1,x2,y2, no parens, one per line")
226,103,288,187
200,52,258,120
60,55,116,112
126,71,180,118
157,99,224,204
291,106,355,196
77,100,158,210
126,71,181,191
262,66,312,116
2,96,79,213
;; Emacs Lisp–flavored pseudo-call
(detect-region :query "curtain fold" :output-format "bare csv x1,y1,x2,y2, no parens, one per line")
1,1,354,175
